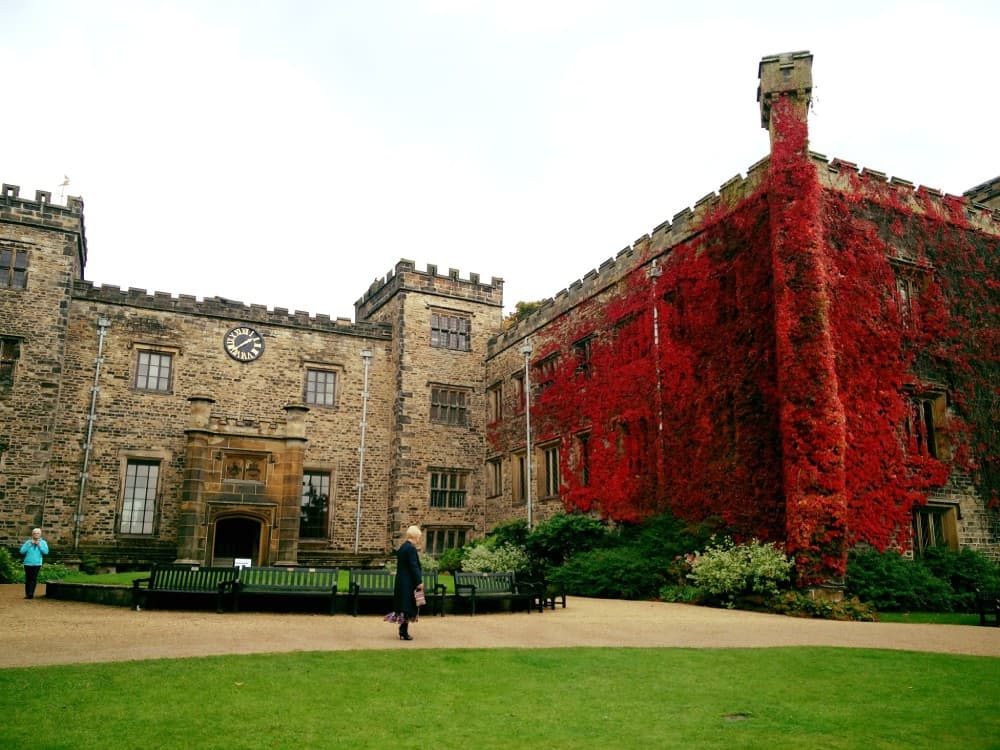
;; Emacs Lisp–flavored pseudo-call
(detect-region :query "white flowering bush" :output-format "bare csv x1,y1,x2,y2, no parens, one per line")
460,542,530,573
688,537,793,604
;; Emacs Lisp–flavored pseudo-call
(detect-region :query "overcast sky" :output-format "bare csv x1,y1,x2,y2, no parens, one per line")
2,1,996,318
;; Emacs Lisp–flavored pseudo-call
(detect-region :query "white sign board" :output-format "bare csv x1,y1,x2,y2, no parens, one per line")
234,558,253,569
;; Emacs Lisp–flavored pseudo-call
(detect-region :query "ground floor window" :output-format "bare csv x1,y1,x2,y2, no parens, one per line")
912,504,958,556
300,471,330,538
120,459,159,534
425,528,468,555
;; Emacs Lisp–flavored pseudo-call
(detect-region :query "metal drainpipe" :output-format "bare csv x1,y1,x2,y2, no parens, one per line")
74,317,110,550
353,348,373,554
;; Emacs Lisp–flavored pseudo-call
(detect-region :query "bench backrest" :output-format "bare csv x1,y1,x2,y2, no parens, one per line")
453,571,516,594
239,567,339,590
349,569,441,593
149,565,237,592
349,568,395,593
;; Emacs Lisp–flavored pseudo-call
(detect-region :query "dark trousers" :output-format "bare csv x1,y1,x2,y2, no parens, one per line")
24,565,41,599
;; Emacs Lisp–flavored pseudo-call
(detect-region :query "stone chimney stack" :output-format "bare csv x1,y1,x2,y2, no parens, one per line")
757,51,813,147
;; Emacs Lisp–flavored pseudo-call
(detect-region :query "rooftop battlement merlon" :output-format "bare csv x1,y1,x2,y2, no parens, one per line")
72,280,392,339
1,182,88,269
355,258,504,320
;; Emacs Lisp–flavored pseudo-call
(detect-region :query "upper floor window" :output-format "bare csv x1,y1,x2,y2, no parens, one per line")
0,337,21,392
429,470,467,509
0,244,28,289
300,470,330,538
542,442,560,498
305,368,337,407
576,432,591,488
487,382,503,423
431,312,471,351
534,354,558,394
905,393,947,460
135,350,173,393
120,459,159,535
486,457,502,497
513,451,527,505
895,276,917,327
430,386,469,426
512,371,526,413
573,335,594,378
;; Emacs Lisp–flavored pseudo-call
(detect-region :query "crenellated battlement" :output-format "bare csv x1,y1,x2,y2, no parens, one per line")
355,258,504,321
1,181,87,268
813,155,1000,234
73,280,392,339
489,155,772,355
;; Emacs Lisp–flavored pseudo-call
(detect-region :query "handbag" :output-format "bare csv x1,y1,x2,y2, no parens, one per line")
414,586,427,606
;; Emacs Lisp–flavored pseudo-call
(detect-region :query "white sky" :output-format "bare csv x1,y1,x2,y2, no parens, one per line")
2,0,997,318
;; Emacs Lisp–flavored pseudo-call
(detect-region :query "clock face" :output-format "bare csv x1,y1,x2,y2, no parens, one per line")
224,326,264,362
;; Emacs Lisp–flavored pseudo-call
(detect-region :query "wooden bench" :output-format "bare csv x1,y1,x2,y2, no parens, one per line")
132,564,237,613
347,569,445,617
539,580,568,610
452,571,543,615
975,588,999,626
228,566,340,614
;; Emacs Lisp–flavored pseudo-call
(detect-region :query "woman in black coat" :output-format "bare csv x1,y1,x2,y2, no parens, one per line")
392,525,424,640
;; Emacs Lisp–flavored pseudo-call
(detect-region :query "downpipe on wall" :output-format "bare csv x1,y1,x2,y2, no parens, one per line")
74,316,110,550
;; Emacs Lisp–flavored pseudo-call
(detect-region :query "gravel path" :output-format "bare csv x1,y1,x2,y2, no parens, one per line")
2,584,997,668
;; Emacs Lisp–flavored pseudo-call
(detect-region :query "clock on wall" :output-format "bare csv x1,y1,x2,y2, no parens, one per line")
224,326,264,362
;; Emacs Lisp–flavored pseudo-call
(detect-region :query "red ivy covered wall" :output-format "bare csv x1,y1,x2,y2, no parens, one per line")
487,96,999,584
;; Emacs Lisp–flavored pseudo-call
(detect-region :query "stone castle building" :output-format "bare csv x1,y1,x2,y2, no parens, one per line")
2,51,998,576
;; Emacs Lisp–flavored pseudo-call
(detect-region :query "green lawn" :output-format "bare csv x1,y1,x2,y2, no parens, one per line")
1,647,996,749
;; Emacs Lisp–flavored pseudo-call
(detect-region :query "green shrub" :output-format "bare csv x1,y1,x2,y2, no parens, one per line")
845,548,954,612
0,547,19,583
918,547,1000,612
484,520,530,549
460,542,530,574
435,547,465,574
548,547,665,599
688,537,793,606
526,513,610,571
767,591,877,621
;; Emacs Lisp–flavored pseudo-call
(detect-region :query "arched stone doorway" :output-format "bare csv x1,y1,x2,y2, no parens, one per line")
212,517,262,567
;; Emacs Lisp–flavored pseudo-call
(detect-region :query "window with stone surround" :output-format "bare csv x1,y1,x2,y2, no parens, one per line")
300,470,330,538
134,349,173,393
575,431,591,487
534,354,558,394
424,527,467,555
0,243,28,289
0,337,21,392
486,457,502,497
573,335,594,378
430,385,469,426
513,451,527,505
430,312,471,351
305,368,338,407
904,391,948,460
541,442,560,498
429,469,467,509
120,459,159,535
511,371,525,414
912,504,959,555
487,382,502,423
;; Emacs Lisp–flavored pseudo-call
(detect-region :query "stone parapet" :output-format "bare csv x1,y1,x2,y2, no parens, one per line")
72,280,393,339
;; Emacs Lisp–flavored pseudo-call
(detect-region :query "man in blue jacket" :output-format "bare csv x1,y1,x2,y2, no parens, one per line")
19,528,49,599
